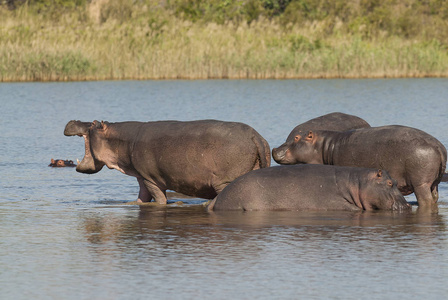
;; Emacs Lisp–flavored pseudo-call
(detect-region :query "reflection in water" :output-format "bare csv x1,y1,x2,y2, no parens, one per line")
76,204,448,298
81,204,447,256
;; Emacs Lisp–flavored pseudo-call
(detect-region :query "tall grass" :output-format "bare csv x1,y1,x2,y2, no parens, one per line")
1,1,448,81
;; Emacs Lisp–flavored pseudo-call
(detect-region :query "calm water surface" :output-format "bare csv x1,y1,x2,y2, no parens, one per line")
1,79,448,299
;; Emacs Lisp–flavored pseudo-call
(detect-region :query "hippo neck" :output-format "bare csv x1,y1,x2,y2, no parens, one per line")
334,168,364,209
318,130,352,165
102,123,140,176
317,132,337,165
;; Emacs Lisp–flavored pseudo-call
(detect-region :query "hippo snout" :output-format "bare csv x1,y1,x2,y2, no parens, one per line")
392,198,412,212
272,146,288,163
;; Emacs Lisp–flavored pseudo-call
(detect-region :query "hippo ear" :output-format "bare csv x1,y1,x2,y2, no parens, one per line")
100,121,109,130
91,120,101,129
305,131,314,141
376,169,383,178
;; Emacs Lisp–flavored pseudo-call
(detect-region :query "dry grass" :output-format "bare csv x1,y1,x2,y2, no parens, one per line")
1,3,447,81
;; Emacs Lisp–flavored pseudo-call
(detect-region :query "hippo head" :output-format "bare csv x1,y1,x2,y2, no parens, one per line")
272,131,322,165
64,120,106,174
49,158,76,167
357,169,411,212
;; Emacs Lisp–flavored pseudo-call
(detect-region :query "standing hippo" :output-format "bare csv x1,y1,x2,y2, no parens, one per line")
272,125,447,206
272,112,370,162
64,120,270,204
208,164,411,212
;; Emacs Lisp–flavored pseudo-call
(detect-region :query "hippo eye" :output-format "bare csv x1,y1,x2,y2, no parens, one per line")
294,135,300,142
387,180,393,187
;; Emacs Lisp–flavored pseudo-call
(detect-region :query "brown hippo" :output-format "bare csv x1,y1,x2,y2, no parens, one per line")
64,120,270,204
272,125,447,206
272,112,370,162
49,158,77,167
208,164,411,212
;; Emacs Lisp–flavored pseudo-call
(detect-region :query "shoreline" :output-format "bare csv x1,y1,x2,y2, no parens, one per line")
1,73,447,83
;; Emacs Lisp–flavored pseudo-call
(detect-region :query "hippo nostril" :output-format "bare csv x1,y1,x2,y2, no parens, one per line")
272,148,286,161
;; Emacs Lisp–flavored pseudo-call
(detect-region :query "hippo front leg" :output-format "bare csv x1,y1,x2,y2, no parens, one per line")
142,179,168,205
137,177,153,203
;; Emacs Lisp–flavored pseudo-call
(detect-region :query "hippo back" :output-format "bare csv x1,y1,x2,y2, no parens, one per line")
286,112,370,141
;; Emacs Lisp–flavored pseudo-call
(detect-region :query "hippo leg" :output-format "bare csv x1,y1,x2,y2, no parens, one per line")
431,185,439,203
206,197,217,211
143,179,167,205
137,177,153,203
413,183,438,206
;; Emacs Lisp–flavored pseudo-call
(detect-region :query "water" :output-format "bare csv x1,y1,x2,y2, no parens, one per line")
1,79,448,299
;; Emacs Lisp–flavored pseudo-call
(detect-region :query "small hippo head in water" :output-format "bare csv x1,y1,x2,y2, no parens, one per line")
49,158,77,167
64,120,107,174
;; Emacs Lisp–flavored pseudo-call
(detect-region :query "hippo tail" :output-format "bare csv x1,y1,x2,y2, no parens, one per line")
253,135,271,169
433,145,447,185
438,146,447,181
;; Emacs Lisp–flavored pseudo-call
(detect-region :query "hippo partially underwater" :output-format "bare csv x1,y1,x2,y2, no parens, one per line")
208,164,411,212
64,119,270,204
49,159,77,167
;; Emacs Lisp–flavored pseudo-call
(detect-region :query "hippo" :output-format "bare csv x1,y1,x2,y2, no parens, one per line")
208,164,411,212
49,158,77,167
64,119,270,204
272,125,447,206
272,112,370,162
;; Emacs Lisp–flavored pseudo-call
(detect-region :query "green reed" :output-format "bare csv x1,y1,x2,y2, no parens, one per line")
1,1,447,81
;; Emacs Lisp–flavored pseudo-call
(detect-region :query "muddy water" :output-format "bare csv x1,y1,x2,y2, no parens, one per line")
1,79,447,299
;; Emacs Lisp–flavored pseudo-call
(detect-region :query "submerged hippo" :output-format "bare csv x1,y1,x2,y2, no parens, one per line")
64,119,270,204
49,158,77,167
272,112,370,162
208,164,411,212
272,125,447,206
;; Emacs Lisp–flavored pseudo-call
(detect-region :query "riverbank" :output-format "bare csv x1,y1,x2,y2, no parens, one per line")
1,1,448,81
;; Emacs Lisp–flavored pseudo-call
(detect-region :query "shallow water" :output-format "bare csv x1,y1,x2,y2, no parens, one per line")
1,79,448,299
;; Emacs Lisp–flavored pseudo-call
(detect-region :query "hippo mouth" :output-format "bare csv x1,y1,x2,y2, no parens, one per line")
75,135,104,174
391,196,412,212
64,120,104,174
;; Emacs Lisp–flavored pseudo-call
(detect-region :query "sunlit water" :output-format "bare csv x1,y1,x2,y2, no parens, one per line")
1,79,447,299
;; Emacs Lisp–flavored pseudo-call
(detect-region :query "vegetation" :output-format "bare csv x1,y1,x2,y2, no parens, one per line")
1,0,448,81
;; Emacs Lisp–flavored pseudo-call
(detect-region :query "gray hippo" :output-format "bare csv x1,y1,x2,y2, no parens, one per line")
272,112,370,162
272,125,447,206
208,164,411,212
64,120,270,204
